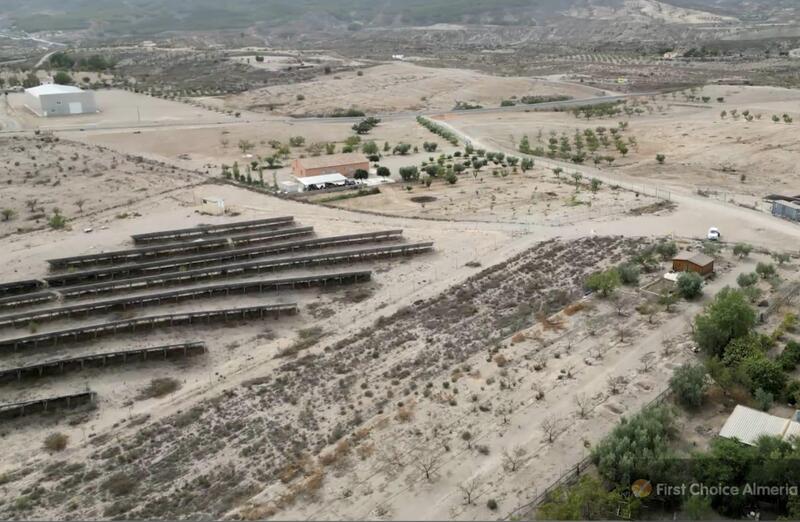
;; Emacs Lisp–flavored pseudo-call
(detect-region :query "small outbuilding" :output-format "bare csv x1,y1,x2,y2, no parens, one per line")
294,173,352,192
720,405,800,446
772,200,800,223
672,252,714,276
24,84,97,117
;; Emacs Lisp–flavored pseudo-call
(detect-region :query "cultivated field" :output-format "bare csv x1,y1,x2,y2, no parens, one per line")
443,85,800,199
322,165,669,226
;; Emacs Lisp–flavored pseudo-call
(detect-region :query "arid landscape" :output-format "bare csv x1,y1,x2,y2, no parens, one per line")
1,1,800,521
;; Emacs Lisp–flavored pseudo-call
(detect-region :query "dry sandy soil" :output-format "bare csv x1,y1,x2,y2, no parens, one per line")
217,62,607,116
75,117,461,185
443,84,800,200
0,171,798,520
1,63,799,521
322,165,668,227
4,89,239,131
0,135,205,238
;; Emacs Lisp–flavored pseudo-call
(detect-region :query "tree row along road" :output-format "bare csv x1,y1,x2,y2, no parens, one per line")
436,118,800,253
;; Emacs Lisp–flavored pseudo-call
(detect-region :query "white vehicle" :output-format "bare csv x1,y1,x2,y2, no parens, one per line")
707,227,721,241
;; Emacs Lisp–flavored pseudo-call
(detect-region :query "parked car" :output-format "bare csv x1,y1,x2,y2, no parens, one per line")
707,227,721,240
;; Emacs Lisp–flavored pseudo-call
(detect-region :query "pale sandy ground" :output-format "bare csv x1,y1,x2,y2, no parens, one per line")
0,177,798,520
0,72,799,520
325,165,664,226
217,62,608,115
71,118,463,185
443,84,800,199
4,89,239,131
0,136,206,238
268,255,783,521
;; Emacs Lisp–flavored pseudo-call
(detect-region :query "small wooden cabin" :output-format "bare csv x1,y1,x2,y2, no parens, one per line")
672,252,715,276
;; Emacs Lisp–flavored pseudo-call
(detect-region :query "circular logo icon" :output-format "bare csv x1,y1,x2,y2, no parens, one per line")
632,479,652,498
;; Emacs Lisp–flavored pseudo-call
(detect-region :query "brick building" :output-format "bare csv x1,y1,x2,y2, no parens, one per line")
292,153,369,179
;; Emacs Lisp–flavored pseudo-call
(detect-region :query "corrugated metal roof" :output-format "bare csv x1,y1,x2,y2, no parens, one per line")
673,252,714,267
25,84,84,97
295,153,368,170
295,173,348,186
774,200,800,212
719,405,800,446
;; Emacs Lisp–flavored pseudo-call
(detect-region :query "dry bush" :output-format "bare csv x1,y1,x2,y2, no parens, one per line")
540,314,565,331
494,354,509,367
607,376,628,395
318,452,336,467
296,468,324,498
241,504,278,521
334,439,351,459
136,377,181,400
511,332,526,344
356,443,375,460
101,472,137,497
564,301,588,316
396,401,416,423
279,454,313,484
43,432,68,452
541,415,562,443
352,426,371,442
278,326,324,358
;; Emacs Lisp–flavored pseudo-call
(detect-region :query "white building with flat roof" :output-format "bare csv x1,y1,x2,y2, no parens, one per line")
294,173,352,191
24,84,97,117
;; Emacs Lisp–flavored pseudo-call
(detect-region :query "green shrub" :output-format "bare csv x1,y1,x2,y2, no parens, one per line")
677,272,704,299
48,213,67,229
722,334,770,367
756,262,777,279
739,356,786,396
778,341,800,371
732,243,753,258
592,405,675,486
694,288,756,357
754,388,773,411
655,240,678,260
585,269,621,297
617,263,640,286
670,364,706,408
736,272,759,288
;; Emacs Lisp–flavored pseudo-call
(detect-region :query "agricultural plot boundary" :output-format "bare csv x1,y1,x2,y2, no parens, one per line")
0,271,372,329
0,304,299,353
0,342,207,382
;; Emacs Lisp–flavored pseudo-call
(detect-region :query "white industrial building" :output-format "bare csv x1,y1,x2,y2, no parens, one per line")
24,84,98,117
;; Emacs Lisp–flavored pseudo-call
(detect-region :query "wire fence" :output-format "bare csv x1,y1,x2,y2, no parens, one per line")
504,386,673,521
